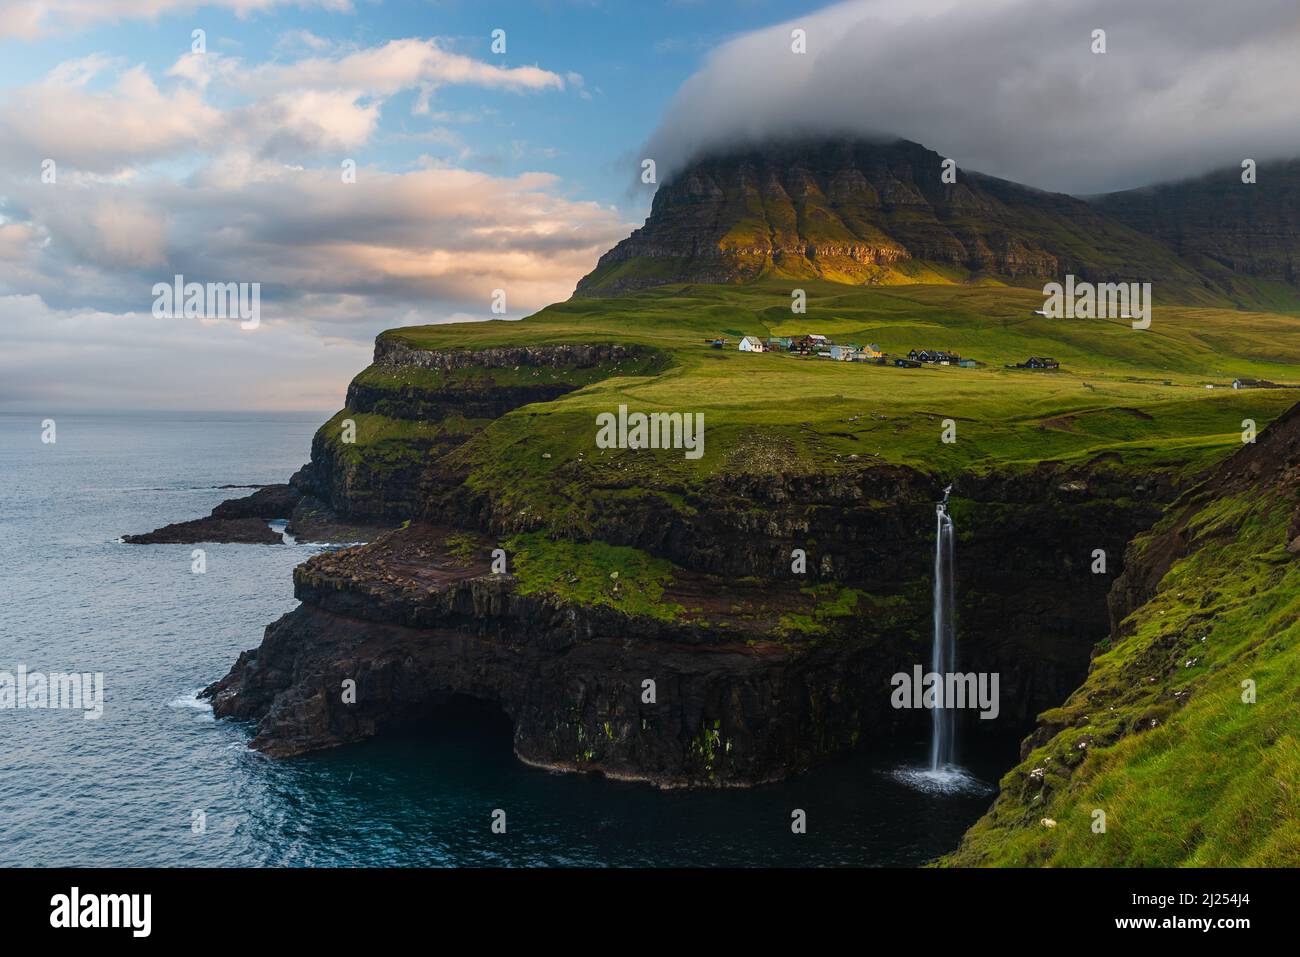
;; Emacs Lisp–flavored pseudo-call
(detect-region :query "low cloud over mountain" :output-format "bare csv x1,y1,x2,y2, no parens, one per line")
643,0,1300,195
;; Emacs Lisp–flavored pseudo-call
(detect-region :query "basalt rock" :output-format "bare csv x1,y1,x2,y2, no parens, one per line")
373,338,639,372
124,484,300,544
204,445,1174,784
123,515,283,545
1094,158,1300,286
197,330,1185,785
202,525,913,785
210,484,301,521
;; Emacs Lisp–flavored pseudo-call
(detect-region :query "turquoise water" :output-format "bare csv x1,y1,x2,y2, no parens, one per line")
0,412,1007,866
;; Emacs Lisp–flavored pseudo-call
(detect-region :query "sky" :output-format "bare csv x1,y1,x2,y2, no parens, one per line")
646,0,1300,195
2,0,1298,412
0,0,832,412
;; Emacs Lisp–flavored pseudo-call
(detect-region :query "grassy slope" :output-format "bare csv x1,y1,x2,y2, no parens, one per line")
376,283,1300,517
346,280,1300,682
946,488,1300,866
317,279,1300,860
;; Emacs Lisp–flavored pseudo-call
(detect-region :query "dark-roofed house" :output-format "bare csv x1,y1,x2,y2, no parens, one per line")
1233,378,1278,389
908,349,960,365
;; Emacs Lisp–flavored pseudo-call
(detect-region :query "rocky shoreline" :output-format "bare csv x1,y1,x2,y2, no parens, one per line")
123,482,394,545
201,523,913,785
192,459,1170,785
174,335,1181,788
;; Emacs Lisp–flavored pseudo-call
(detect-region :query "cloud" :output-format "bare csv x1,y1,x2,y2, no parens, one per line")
274,28,335,55
642,0,1300,194
0,39,571,173
0,294,368,411
0,40,629,410
0,0,353,39
3,162,630,330
236,38,568,96
0,60,221,173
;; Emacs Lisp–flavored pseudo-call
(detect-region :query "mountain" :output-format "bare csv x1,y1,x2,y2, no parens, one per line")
575,138,1289,306
1093,159,1300,286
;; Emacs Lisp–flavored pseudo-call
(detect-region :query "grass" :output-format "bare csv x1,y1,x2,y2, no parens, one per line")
778,584,869,636
945,491,1300,866
506,531,684,622
332,278,1300,859
345,281,1300,536
354,347,669,393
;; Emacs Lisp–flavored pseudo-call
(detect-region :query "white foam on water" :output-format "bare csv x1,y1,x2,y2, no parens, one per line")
168,689,214,719
891,763,994,796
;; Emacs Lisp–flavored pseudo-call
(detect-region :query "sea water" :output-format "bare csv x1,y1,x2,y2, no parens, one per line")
0,411,1009,866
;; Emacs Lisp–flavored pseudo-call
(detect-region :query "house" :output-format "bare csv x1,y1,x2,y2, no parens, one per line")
830,344,862,361
861,343,883,359
893,358,922,369
1007,357,1058,370
958,358,978,368
908,349,960,365
767,336,792,351
791,334,830,355
1233,378,1278,389
739,336,765,353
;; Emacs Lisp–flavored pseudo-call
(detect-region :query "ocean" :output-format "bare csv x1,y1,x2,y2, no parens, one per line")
0,411,1006,866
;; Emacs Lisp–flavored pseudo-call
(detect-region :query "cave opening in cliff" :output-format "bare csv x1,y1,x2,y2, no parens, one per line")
387,693,516,753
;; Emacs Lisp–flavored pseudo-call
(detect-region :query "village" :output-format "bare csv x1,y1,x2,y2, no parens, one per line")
708,334,1059,372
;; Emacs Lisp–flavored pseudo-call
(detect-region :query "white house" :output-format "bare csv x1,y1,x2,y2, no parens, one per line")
739,336,765,353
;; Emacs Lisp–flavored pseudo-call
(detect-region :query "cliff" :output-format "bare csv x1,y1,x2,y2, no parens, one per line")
1093,159,1300,288
287,341,666,523
199,327,1186,786
946,403,1300,865
575,138,1251,302
202,469,1167,785
189,137,1300,808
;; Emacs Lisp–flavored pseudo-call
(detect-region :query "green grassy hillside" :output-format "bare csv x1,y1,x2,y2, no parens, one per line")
946,407,1300,866
360,282,1300,530
314,277,1300,854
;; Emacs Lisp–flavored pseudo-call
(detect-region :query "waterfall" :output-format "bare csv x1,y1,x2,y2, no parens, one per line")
892,485,990,794
929,486,957,771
